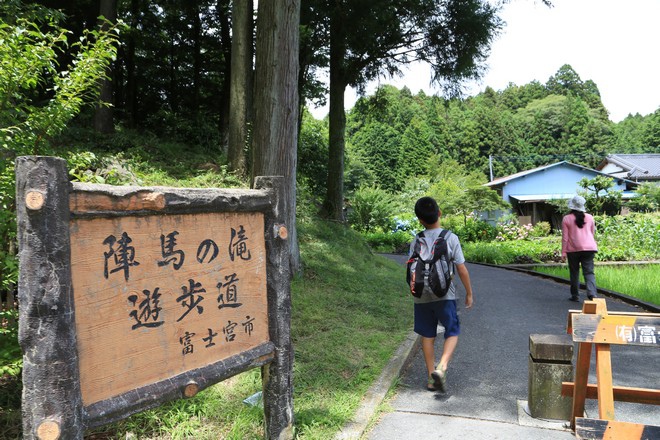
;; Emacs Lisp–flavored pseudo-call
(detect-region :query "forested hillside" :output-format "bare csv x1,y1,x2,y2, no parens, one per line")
323,65,660,194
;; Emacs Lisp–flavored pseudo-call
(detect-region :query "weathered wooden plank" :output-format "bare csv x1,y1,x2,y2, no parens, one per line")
85,342,275,426
70,182,272,217
16,156,84,439
595,343,615,420
572,314,660,346
572,341,593,430
575,418,659,440
255,176,294,439
562,382,660,405
570,301,601,430
567,310,660,335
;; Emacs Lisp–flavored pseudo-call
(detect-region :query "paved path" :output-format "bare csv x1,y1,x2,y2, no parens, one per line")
364,260,659,440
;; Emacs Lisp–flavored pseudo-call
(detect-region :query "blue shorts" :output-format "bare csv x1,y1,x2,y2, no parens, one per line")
414,300,460,339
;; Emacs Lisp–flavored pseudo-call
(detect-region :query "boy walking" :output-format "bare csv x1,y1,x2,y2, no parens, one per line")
408,197,474,392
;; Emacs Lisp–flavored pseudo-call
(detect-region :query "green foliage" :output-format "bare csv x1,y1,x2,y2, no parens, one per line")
363,230,413,253
463,238,561,265
578,175,622,215
0,16,120,155
611,109,660,154
342,63,653,192
627,182,660,213
440,214,497,243
0,160,17,294
426,158,509,219
0,11,121,362
530,221,551,238
465,213,660,264
0,306,21,377
595,213,660,261
298,110,329,197
347,185,396,233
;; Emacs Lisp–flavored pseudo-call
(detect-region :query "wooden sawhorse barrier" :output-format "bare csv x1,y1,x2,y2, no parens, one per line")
562,299,660,440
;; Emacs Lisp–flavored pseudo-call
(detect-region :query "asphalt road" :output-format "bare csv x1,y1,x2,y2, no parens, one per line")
366,260,659,440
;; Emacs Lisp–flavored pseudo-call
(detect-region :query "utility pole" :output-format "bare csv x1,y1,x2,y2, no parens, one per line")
489,155,494,181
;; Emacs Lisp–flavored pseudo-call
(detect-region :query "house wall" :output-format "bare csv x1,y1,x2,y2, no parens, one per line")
599,163,625,174
500,165,627,204
599,163,631,179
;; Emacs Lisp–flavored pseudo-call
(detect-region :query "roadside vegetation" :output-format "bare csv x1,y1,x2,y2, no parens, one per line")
459,212,660,265
531,265,660,306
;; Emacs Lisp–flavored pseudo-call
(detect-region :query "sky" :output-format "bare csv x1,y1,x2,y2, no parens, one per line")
309,0,660,123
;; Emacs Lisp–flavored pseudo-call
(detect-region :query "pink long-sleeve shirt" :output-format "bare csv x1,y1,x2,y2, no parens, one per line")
561,213,598,257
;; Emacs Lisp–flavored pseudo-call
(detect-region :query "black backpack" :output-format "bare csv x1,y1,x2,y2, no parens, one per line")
406,229,454,298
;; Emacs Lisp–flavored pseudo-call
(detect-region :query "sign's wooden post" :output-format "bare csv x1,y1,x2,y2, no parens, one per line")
16,156,84,439
565,299,660,437
570,300,598,430
16,156,294,439
255,176,294,438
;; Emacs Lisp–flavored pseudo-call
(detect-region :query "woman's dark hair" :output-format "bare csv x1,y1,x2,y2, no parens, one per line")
572,210,585,228
415,197,439,224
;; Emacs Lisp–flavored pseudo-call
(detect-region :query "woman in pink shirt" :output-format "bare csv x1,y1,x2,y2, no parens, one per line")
561,195,598,302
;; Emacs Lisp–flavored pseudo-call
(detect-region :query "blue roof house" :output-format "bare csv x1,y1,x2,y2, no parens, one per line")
483,161,635,226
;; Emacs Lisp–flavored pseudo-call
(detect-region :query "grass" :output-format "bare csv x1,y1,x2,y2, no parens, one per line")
1,218,412,439
532,264,660,305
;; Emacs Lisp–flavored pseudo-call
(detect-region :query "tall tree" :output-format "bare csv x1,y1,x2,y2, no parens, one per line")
216,0,232,153
252,4,299,438
228,0,253,175
93,0,118,134
252,0,301,273
302,0,503,221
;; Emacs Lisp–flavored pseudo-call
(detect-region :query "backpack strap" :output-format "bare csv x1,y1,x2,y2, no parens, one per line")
430,229,451,263
406,232,424,287
406,232,424,265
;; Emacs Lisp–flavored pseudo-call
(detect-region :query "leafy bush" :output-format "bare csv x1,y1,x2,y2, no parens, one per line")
496,221,534,241
441,214,497,243
347,185,395,233
627,182,660,213
463,238,561,264
465,213,660,264
363,230,413,253
530,221,551,237
392,213,421,233
578,175,622,216
595,213,660,260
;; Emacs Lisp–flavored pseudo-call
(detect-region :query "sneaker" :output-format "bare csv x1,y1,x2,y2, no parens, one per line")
426,376,437,392
431,369,446,393
568,296,580,302
587,295,597,300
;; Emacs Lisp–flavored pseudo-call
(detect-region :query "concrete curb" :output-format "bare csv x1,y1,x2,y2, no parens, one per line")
335,331,421,440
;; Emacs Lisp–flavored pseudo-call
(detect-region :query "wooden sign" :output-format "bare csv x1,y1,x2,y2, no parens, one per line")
16,156,293,439
70,212,269,406
572,314,660,346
